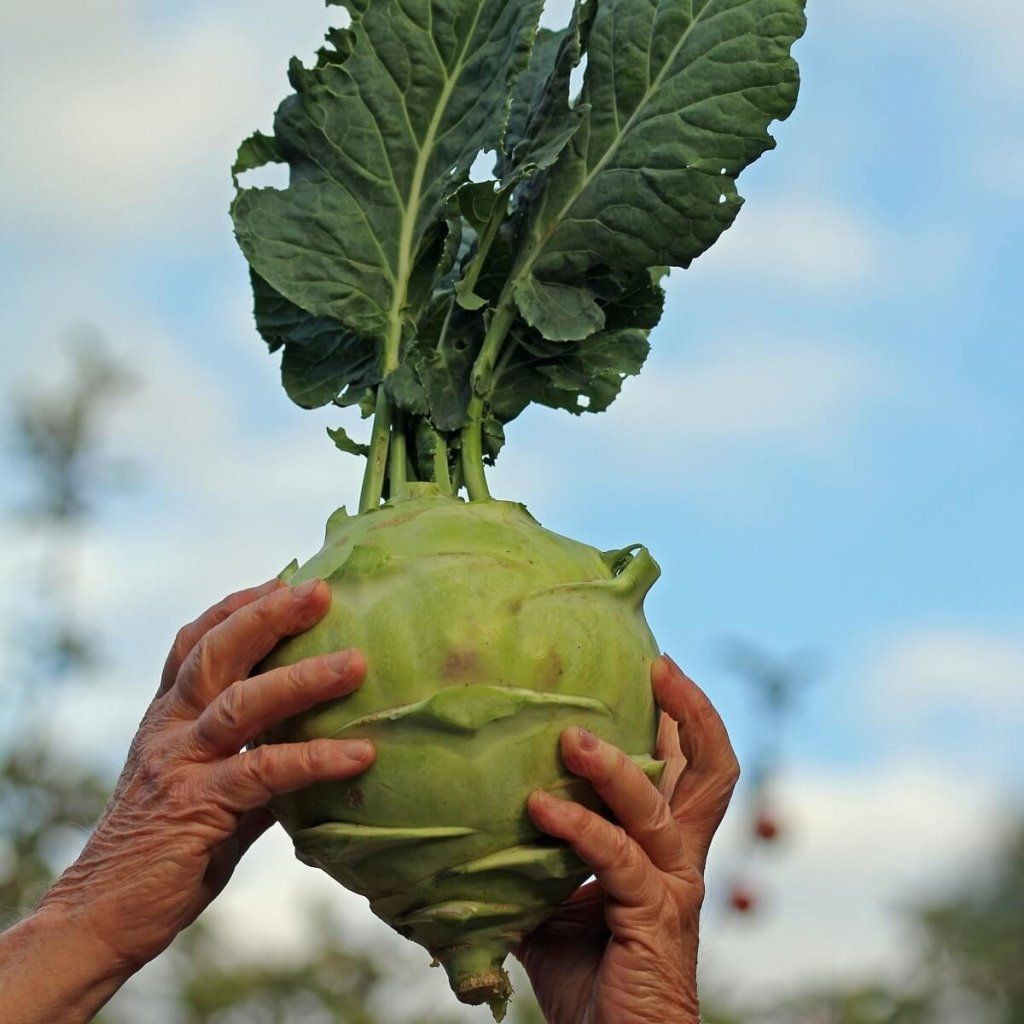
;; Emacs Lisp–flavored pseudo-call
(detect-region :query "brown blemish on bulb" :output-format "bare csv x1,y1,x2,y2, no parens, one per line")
443,649,480,680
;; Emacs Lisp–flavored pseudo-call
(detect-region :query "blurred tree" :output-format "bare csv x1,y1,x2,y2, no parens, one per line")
717,640,822,918
9,332,136,685
919,823,1024,1021
751,985,936,1024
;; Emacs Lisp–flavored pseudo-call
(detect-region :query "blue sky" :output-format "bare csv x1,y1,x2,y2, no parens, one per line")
1,0,1022,1011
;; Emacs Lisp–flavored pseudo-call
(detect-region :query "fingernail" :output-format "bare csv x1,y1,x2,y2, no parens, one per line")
327,650,353,674
576,727,599,751
531,789,554,807
293,578,322,599
344,740,372,762
663,654,686,679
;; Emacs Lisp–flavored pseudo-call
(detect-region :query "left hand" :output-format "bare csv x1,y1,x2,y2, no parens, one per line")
517,655,740,1024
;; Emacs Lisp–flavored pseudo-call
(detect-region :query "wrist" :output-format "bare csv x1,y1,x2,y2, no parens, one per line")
0,905,134,1024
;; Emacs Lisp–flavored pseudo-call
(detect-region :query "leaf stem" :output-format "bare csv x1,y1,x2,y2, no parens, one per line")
459,189,509,301
431,428,452,493
461,294,517,501
389,410,408,493
359,386,394,512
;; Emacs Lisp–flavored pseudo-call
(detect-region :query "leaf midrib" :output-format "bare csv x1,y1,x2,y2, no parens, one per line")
384,0,490,370
523,0,722,275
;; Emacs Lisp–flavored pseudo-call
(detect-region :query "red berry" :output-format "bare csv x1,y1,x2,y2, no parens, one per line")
729,886,756,913
755,813,779,841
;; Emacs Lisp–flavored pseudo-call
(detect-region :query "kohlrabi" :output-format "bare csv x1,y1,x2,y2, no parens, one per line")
230,0,805,1017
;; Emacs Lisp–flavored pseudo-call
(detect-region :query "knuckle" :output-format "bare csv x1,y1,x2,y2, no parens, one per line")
671,865,706,907
722,755,741,788
607,824,632,863
285,660,312,695
217,684,247,734
244,745,276,784
213,592,242,622
300,741,330,775
650,798,677,838
194,634,218,681
172,625,192,656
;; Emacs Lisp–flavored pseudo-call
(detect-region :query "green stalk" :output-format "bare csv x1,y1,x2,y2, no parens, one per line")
432,428,452,493
459,192,508,302
460,294,517,501
359,385,394,513
389,410,408,493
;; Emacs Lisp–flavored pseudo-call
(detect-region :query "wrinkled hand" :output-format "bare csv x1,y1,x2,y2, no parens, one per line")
519,656,740,1024
40,577,373,975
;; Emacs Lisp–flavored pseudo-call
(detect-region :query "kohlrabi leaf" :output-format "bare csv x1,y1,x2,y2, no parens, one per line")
327,425,371,458
233,0,804,505
521,0,806,279
385,323,479,431
513,275,605,342
232,0,545,352
489,270,662,422
252,272,379,409
498,1,594,185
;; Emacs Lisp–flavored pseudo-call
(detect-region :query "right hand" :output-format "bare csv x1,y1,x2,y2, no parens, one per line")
40,577,373,976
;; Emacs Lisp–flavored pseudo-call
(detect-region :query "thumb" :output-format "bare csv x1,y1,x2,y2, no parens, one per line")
202,808,276,899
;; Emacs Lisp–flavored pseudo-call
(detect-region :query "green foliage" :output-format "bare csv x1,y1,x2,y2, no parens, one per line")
232,0,806,507
918,824,1024,1021
0,744,110,931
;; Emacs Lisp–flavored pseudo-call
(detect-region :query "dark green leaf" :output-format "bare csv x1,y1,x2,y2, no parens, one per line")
327,425,370,458
415,343,477,432
231,132,283,187
513,275,605,341
384,362,430,417
499,2,594,184
232,0,546,346
524,0,807,278
281,339,378,409
252,273,379,409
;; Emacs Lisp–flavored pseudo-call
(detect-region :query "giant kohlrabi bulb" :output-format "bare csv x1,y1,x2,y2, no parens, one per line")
259,483,663,1020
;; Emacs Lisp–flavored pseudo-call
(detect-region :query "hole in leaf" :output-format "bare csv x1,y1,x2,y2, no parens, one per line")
539,0,575,29
569,54,588,104
469,150,498,183
236,162,289,190
578,394,591,409
718,194,728,205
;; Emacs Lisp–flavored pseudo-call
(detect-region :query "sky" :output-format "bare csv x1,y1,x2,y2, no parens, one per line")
1,0,1022,1017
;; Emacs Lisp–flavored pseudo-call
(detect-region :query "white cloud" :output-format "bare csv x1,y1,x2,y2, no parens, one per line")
597,338,892,452
868,627,1024,719
686,194,969,297
0,1,336,236
860,0,1024,93
698,197,885,291
701,761,1011,1001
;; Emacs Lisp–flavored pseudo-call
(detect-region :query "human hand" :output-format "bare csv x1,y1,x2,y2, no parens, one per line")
39,577,373,976
518,656,740,1024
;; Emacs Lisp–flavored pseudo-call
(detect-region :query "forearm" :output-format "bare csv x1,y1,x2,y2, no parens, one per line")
0,906,132,1024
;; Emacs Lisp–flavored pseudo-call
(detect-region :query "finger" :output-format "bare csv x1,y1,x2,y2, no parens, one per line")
209,738,374,814
176,579,332,710
190,649,366,758
652,656,741,870
159,578,285,697
527,790,661,911
559,727,687,875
